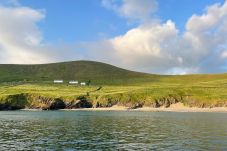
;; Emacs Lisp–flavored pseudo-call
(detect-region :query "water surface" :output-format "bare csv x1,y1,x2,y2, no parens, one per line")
0,111,226,150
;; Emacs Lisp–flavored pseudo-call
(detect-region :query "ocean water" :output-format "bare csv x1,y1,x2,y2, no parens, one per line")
0,111,226,150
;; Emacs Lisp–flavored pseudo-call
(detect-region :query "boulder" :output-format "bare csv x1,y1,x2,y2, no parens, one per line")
0,103,23,110
66,97,92,109
129,103,143,109
49,98,66,110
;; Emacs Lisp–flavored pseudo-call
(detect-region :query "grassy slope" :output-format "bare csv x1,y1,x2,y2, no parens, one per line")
0,61,227,108
0,60,158,84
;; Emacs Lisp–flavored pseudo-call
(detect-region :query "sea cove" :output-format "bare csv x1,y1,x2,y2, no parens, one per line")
0,111,226,150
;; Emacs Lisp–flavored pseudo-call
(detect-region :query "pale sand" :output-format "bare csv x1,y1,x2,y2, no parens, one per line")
20,109,43,111
61,103,227,113
62,105,129,111
133,103,227,112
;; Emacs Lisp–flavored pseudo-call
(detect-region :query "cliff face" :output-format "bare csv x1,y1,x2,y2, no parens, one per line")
0,93,226,110
0,94,28,110
0,93,109,110
26,95,92,110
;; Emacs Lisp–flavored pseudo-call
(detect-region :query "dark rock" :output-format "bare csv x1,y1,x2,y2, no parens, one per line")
66,96,92,109
0,103,23,110
37,96,52,105
49,98,66,110
0,93,28,110
164,99,170,108
94,100,114,108
152,96,180,108
95,102,100,108
152,100,160,108
130,103,143,109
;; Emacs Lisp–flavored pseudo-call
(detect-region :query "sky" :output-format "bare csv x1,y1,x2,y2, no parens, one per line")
0,0,227,74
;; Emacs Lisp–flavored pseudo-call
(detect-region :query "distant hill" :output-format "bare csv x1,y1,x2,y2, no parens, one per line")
1,60,227,109
0,60,159,84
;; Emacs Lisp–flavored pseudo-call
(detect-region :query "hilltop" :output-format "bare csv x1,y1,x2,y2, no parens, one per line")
0,60,226,85
0,60,158,84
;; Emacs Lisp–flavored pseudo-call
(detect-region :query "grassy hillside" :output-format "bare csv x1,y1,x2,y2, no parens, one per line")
0,60,227,109
0,60,159,84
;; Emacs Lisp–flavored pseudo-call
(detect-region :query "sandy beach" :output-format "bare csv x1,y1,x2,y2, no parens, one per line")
60,103,227,113
133,103,227,112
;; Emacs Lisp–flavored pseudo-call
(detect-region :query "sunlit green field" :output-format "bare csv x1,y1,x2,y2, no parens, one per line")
1,73,227,108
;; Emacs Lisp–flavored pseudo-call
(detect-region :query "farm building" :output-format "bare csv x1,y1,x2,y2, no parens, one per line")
80,82,86,86
54,80,63,83
69,80,79,84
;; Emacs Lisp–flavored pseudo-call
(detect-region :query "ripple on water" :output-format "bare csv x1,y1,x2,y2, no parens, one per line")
0,111,226,150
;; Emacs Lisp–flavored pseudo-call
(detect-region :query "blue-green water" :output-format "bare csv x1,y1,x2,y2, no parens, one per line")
0,111,226,150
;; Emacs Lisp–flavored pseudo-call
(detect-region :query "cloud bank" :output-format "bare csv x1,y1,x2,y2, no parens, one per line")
0,4,82,64
102,0,158,22
97,0,227,74
0,0,227,74
0,6,50,63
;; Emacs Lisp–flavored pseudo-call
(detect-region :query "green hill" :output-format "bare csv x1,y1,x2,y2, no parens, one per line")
0,60,227,109
0,60,227,85
0,60,159,84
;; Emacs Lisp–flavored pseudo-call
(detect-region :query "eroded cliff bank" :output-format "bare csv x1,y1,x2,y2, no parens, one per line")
0,93,226,111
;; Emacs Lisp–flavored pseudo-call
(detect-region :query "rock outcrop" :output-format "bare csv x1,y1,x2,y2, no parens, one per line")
151,96,179,108
49,98,66,110
0,93,28,110
66,96,92,109
0,104,23,110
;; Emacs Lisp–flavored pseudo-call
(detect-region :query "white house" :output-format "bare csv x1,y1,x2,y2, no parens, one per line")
54,80,63,83
69,80,79,84
80,82,86,86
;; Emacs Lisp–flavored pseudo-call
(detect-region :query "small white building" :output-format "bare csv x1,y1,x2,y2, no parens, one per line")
54,80,63,84
80,82,86,86
69,80,79,84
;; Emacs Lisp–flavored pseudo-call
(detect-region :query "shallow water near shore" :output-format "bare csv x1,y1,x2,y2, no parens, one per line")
0,111,227,150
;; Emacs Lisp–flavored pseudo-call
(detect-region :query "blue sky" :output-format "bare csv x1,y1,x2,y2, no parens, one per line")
16,0,135,42
15,0,224,42
0,0,227,74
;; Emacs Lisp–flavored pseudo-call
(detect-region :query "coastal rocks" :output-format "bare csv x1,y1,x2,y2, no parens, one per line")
152,96,179,108
29,96,66,110
94,96,118,108
66,96,92,109
49,98,66,110
0,93,28,110
151,100,161,108
28,95,93,110
29,96,52,110
36,96,52,104
129,103,143,109
66,100,92,109
95,101,113,108
185,98,227,108
0,104,23,110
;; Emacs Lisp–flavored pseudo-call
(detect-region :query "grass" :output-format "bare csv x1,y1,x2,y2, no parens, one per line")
0,76,227,108
0,61,227,108
0,60,158,84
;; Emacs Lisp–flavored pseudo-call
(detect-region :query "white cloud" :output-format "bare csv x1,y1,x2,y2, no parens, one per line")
0,5,82,64
97,0,227,74
102,0,157,22
0,6,49,63
186,2,227,33
119,0,157,21
0,0,20,6
109,20,181,71
222,51,227,58
1,0,227,74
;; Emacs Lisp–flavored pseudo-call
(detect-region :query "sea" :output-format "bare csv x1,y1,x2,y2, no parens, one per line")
0,111,226,150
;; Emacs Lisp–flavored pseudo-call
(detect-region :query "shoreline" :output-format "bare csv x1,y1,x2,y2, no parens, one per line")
21,103,227,113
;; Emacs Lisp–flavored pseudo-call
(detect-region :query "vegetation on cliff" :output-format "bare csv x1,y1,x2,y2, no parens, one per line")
0,61,227,110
